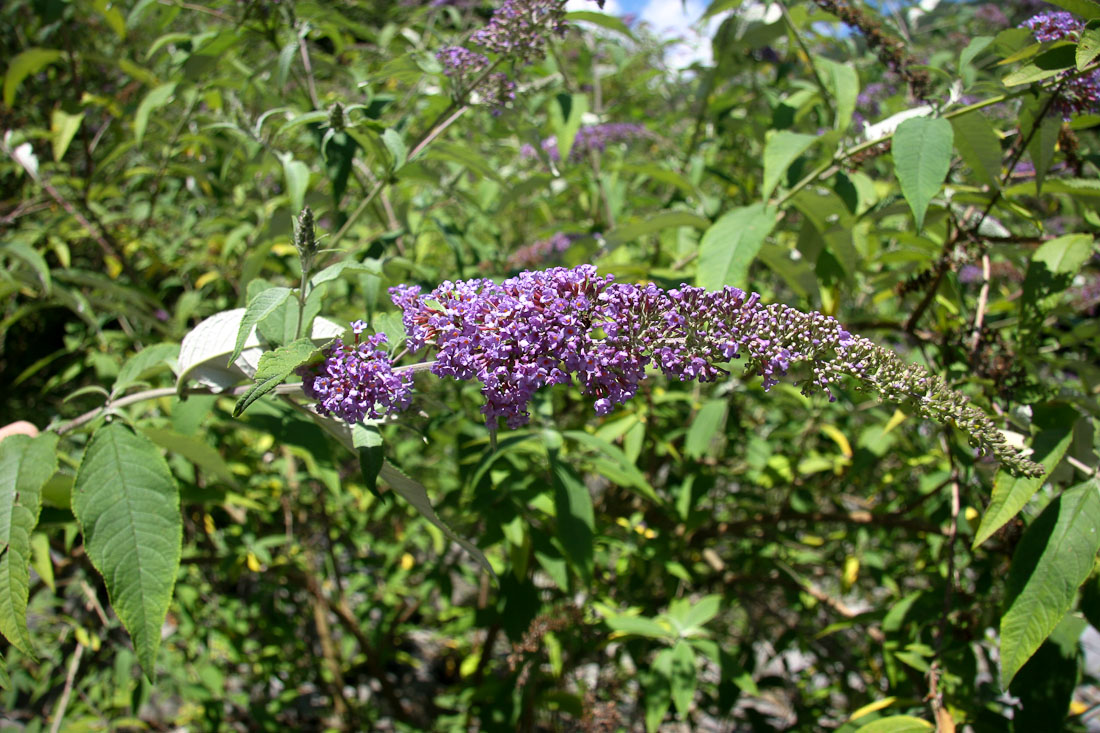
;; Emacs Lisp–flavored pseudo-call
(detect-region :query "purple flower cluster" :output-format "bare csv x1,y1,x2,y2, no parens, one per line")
434,0,570,111
389,265,858,428
506,232,574,269
470,0,568,65
1022,10,1081,42
521,123,651,163
1022,11,1100,118
297,321,412,423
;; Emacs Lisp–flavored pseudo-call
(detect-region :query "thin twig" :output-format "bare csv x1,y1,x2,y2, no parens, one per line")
48,643,84,733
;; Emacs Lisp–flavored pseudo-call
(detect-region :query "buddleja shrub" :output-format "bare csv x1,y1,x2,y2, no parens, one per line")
1,0,1099,729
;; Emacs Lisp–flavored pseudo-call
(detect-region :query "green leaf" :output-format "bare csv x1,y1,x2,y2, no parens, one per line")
1009,614,1085,731
950,112,1001,190
72,423,181,678
684,399,727,459
0,651,8,689
1025,108,1061,192
4,48,63,108
1078,23,1100,69
309,260,382,288
565,10,636,37
50,108,84,162
552,93,588,164
1032,232,1094,275
696,203,777,291
382,128,407,169
1000,478,1100,687
112,343,180,397
549,452,594,583
604,210,710,246
819,58,858,132
561,430,658,502
973,406,1077,548
1043,0,1100,21
677,594,722,633
852,716,934,733
892,116,953,232
2,240,51,294
605,614,672,639
352,423,384,499
646,650,673,733
377,462,494,577
141,427,239,489
669,640,696,715
134,82,177,146
762,130,816,199
229,287,292,367
278,154,310,214
232,338,318,417
0,432,58,656
1003,44,1077,86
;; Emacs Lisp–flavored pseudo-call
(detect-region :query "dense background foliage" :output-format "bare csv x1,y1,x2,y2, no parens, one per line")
2,0,1100,730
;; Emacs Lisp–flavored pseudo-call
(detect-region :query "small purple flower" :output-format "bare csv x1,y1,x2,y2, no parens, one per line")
297,327,412,423
1022,11,1082,42
523,123,651,163
471,0,568,65
1022,11,1100,119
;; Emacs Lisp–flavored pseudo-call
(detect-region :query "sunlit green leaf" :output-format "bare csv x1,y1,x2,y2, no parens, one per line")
892,116,953,232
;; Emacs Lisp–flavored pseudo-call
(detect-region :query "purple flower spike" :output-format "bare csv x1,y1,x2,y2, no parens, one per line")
298,327,412,423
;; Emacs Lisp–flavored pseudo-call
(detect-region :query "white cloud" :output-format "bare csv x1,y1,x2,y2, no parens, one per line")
638,0,724,70
565,0,624,15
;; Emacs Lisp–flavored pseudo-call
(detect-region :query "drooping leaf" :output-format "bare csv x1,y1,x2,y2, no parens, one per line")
1009,613,1085,730
696,203,777,291
377,462,494,577
134,82,177,146
684,399,727,459
646,649,673,733
1025,107,1061,193
228,288,292,367
950,112,1002,190
50,108,84,162
669,640,697,715
3,48,63,108
352,423,384,499
232,338,318,417
72,424,182,678
112,343,180,397
278,154,310,214
562,430,658,502
892,116,953,232
141,427,239,489
549,452,594,583
382,128,407,169
973,405,1077,548
762,130,816,199
552,93,588,164
0,432,58,656
1000,478,1100,686
604,210,710,246
565,10,636,37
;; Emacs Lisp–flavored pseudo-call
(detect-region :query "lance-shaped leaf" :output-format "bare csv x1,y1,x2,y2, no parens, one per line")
377,462,494,577
973,404,1077,548
1000,478,1100,687
762,130,816,200
232,338,319,417
228,287,291,367
0,432,58,655
72,423,182,678
696,203,777,291
892,116,953,232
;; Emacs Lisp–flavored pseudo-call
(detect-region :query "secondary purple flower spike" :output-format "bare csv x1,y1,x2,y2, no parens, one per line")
522,123,651,163
298,328,412,423
389,265,1043,477
1022,11,1100,119
471,0,569,65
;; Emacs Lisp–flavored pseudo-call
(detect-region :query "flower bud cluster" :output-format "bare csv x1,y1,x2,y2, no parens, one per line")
1022,11,1100,119
506,232,574,269
522,123,650,163
297,321,412,423
388,265,1042,476
435,0,570,112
